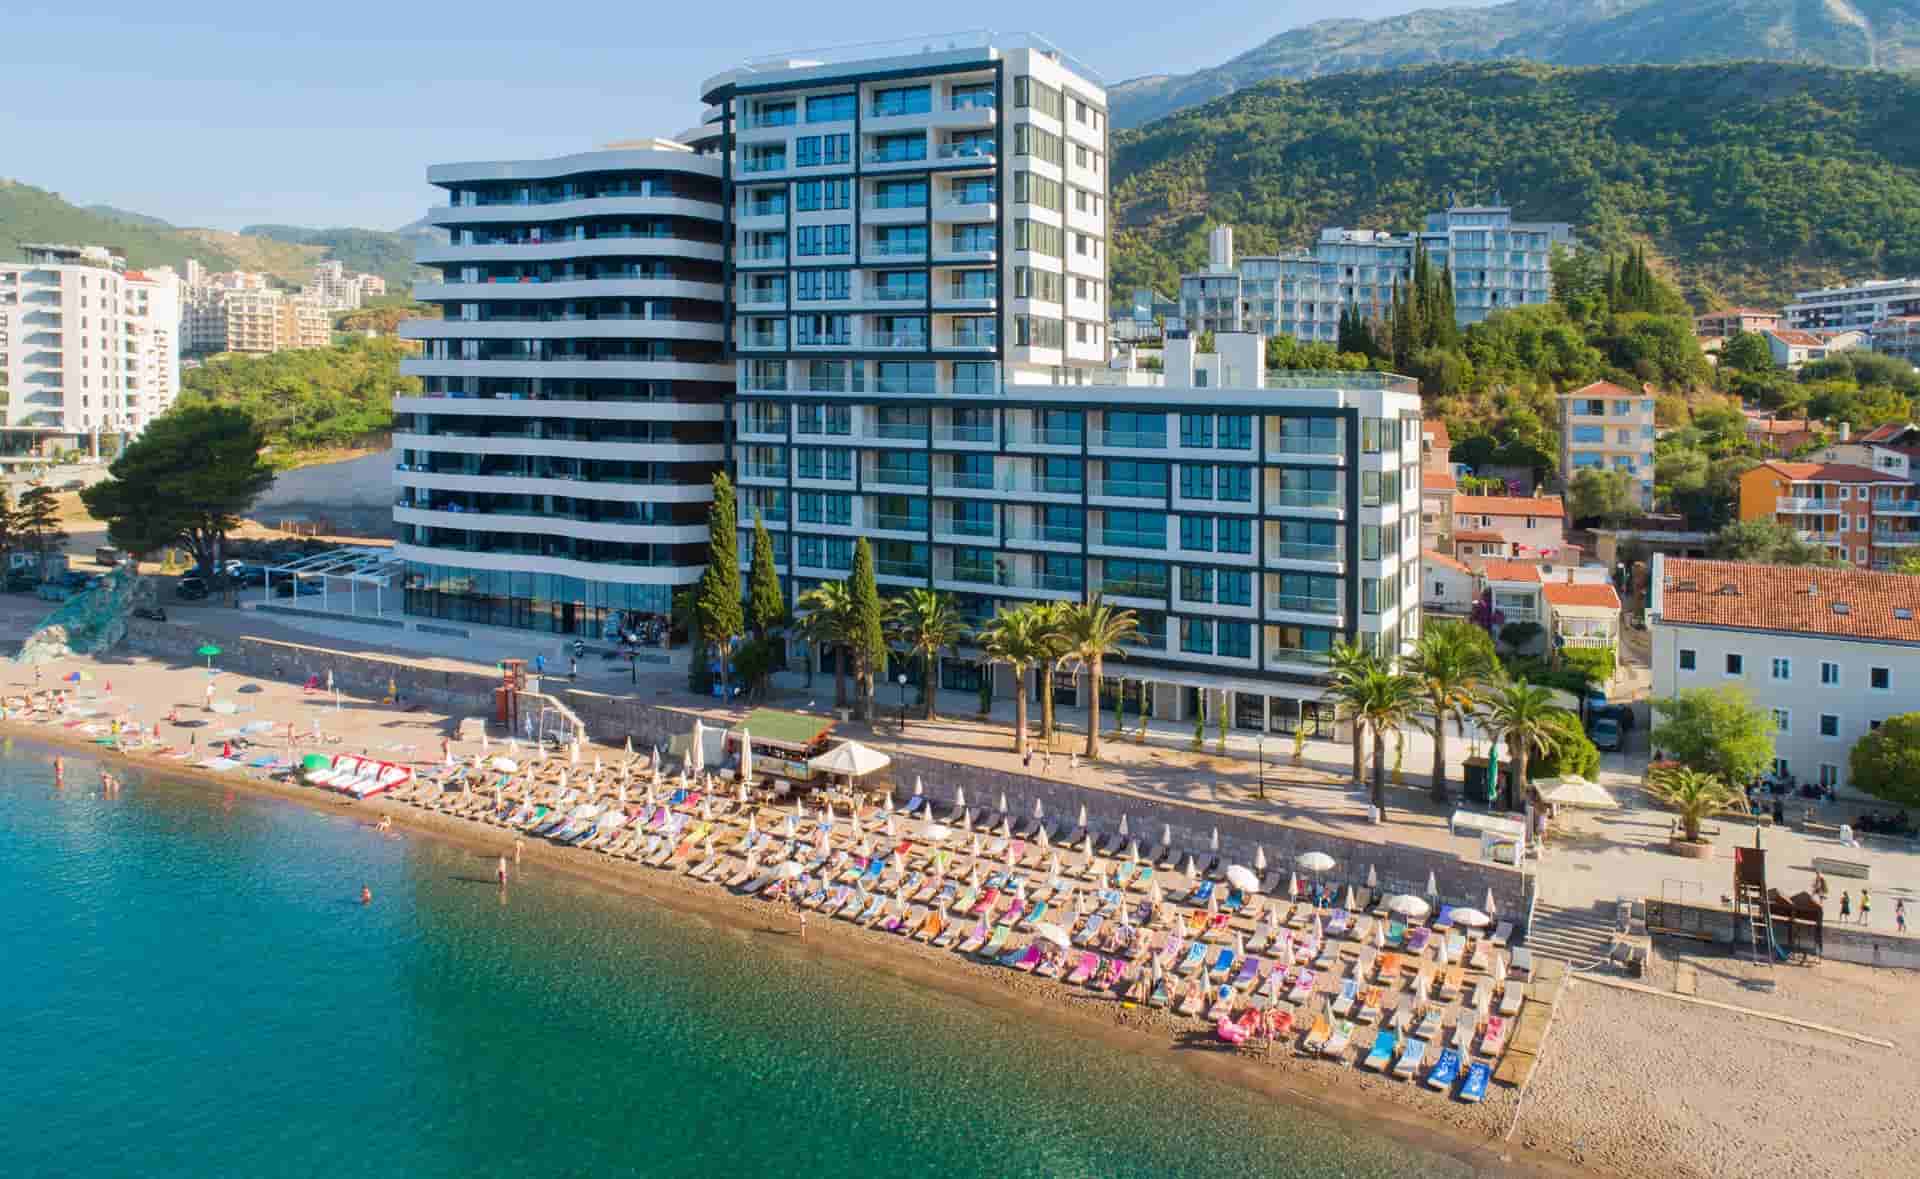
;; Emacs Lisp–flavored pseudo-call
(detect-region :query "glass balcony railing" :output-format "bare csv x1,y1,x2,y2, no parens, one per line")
1268,488,1341,509
1267,594,1340,615
741,245,786,261
936,142,995,161
875,376,937,395
869,286,927,302
739,156,788,174
933,425,993,443
875,560,929,579
1005,524,1083,545
737,419,788,436
867,240,928,257
1099,430,1168,449
1268,647,1333,666
950,91,997,110
869,331,929,349
1268,542,1341,563
866,468,928,487
937,518,996,538
1269,434,1342,456
740,288,786,304
947,328,997,348
794,468,855,483
871,514,927,532
742,463,788,480
1100,529,1167,550
872,423,930,441
1093,479,1167,500
1007,427,1081,447
1100,578,1168,599
933,471,995,491
865,147,929,165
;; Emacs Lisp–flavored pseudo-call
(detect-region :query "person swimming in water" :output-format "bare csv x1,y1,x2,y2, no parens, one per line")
360,885,373,905
53,755,64,787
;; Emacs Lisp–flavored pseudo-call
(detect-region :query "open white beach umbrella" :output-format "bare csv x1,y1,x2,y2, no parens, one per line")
1255,845,1268,872
775,861,805,879
1295,851,1335,873
1182,854,1197,879
1451,908,1491,929
1226,865,1260,893
1119,814,1131,838
1034,921,1073,949
738,728,753,784
1385,894,1431,919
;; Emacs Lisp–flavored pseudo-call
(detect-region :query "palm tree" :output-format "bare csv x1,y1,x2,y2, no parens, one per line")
1346,664,1421,821
1326,640,1382,782
1645,765,1749,843
980,605,1051,757
1406,620,1496,805
1031,601,1070,748
1477,676,1567,812
795,580,853,709
887,588,970,720
1058,594,1140,761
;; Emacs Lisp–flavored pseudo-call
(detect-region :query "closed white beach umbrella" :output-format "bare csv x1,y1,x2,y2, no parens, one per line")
784,814,796,837
999,790,1009,815
956,786,967,809
1211,827,1220,852
559,768,570,791
737,728,753,784
1255,845,1268,872
1120,814,1131,838
1207,893,1218,916
737,783,748,806
1373,919,1386,949
914,777,924,797
701,797,712,821
1004,843,1015,868
1129,839,1142,864
689,719,704,774
1343,885,1357,911
886,814,899,839
1366,865,1378,891
1183,854,1197,879
971,833,982,857
1081,832,1094,854
999,817,1012,838
594,755,603,776
1050,851,1062,877
1493,952,1508,984
618,781,627,807
1287,871,1299,898
748,813,758,836
1036,826,1050,850
1234,931,1246,958
1226,865,1260,893
570,739,580,767
1161,823,1172,849
1078,804,1088,829
1150,881,1164,907
1451,908,1491,929
961,809,973,833
1486,888,1498,915
1033,798,1045,820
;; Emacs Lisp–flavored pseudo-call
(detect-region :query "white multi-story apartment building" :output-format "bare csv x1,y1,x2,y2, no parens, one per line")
304,260,392,311
0,243,181,452
1177,198,1569,341
396,139,729,638
183,285,331,354
1650,555,1920,797
1784,278,1920,333
396,33,1424,727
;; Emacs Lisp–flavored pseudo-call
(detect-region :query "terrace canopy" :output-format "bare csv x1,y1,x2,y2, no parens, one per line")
261,546,405,617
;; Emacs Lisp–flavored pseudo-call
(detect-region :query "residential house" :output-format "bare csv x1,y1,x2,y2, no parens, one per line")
1477,560,1619,666
1422,549,1476,615
1650,555,1920,796
1765,328,1866,370
1871,316,1920,366
1742,412,1824,456
1695,307,1781,338
1808,422,1920,480
1559,380,1656,509
1448,494,1568,567
1543,578,1623,655
1736,459,1920,569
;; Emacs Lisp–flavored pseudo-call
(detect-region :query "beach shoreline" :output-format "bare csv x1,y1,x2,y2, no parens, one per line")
8,718,1584,1179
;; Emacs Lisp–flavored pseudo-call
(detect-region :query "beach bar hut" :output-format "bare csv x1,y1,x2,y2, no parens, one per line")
726,709,837,790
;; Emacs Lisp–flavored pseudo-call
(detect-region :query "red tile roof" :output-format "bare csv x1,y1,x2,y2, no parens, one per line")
1482,560,1543,583
1769,329,1826,347
1659,559,1920,643
1860,423,1913,443
1452,494,1566,518
1747,418,1819,437
1700,307,1778,318
1542,581,1622,609
1423,549,1471,574
1422,421,1451,448
1423,471,1456,492
1565,380,1637,399
1453,530,1506,544
1757,460,1908,484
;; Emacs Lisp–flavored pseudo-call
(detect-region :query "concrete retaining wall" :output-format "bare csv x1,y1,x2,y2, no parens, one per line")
1646,898,1920,970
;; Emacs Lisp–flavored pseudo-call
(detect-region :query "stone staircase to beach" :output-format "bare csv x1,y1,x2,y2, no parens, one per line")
1525,900,1626,966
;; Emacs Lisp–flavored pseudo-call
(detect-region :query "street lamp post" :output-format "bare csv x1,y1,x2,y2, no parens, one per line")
897,673,909,733
1256,735,1266,801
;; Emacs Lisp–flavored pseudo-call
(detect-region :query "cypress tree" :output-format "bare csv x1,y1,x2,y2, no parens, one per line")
746,510,786,639
696,471,744,699
1434,264,1458,347
846,537,887,720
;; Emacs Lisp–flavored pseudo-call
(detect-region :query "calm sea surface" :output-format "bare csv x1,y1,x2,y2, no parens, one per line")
1,742,1488,1178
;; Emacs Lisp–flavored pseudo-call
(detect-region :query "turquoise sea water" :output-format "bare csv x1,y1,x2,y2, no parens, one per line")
2,743,1493,1178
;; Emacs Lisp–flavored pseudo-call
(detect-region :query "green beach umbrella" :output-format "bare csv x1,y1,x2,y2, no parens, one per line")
196,643,223,669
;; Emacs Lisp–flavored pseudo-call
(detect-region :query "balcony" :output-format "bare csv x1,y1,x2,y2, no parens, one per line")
1777,496,1833,512
1005,426,1082,449
868,286,927,303
932,424,994,444
865,468,929,488
934,517,996,541
1871,532,1920,547
1092,479,1167,501
739,287,787,306
740,463,788,481
737,329,788,350
1557,633,1616,649
1267,542,1342,564
940,327,997,350
866,240,929,260
1873,500,1920,515
868,422,930,442
875,560,930,580
1099,577,1168,600
736,419,788,441
1097,430,1169,450
738,155,788,175
935,143,995,163
869,332,929,350
870,514,928,534
1269,647,1333,668
932,470,996,492
1267,488,1342,511
1269,434,1343,457
864,148,930,166
1004,524,1083,546
1796,530,1842,543
1267,594,1340,616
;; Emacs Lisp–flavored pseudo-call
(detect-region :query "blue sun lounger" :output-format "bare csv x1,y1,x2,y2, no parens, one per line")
1458,1060,1491,1103
1207,947,1236,978
1177,941,1208,974
1363,1028,1397,1071
1426,1046,1461,1090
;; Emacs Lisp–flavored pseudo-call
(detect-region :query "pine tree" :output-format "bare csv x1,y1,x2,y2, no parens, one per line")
746,511,785,639
846,537,888,720
695,472,744,699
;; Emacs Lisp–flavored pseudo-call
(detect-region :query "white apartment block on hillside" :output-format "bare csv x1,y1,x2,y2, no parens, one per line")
398,33,1425,735
304,259,391,311
1651,555,1920,798
0,243,181,453
1784,278,1920,333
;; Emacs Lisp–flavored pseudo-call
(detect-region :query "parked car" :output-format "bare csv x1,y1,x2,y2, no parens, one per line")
36,582,73,602
1590,715,1623,752
176,576,209,601
1592,702,1636,731
5,571,38,593
132,604,167,622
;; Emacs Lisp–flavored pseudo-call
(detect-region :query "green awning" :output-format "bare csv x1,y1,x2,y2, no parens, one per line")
739,708,835,751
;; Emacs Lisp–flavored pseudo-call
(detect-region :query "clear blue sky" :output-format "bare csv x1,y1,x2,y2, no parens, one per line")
5,0,1480,231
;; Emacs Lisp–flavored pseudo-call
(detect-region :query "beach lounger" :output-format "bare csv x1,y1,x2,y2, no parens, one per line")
1377,952,1402,982
1186,880,1215,905
1010,943,1044,971
1427,1047,1462,1091
1480,1016,1507,1057
1323,1019,1354,1059
1206,985,1235,1021
976,923,1012,959
900,904,928,933
1394,1037,1427,1080
1068,951,1098,984
1037,950,1068,980
1498,984,1524,1018
1155,844,1179,870
1176,981,1205,1016
1207,948,1235,979
1302,1013,1332,1054
1286,970,1317,1005
1324,908,1350,936
1331,979,1359,1017
1440,964,1464,999
1148,975,1171,1008
932,917,962,948
1358,986,1385,1023
1405,926,1431,954
1094,957,1123,990
1386,917,1407,947
1176,941,1208,975
1470,938,1492,972
1510,947,1534,978
1074,915,1106,947
1349,916,1371,943
1451,1018,1474,1054
1017,900,1048,930
1415,1006,1443,1041
1232,957,1261,991
1414,964,1436,999
1458,1061,1491,1103
1490,921,1513,948
957,922,989,954
1313,939,1337,969
1470,979,1491,1015
1363,1028,1397,1071
1444,932,1467,963
1390,996,1416,1031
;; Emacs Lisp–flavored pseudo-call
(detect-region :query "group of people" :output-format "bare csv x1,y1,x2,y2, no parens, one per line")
1834,888,1906,932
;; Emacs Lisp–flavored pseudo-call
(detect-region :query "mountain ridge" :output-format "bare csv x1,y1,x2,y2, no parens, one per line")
1110,0,1920,126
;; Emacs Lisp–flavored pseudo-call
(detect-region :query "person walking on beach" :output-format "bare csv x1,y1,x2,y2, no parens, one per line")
1839,891,1851,922
1860,889,1872,926
798,910,807,940
1897,899,1907,934
496,855,509,887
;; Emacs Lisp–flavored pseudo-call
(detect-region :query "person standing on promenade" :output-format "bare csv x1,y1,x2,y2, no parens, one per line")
1839,891,1852,922
1860,889,1872,926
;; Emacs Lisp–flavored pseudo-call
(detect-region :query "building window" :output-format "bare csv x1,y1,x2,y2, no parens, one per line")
1772,757,1790,779
1819,713,1840,738
1725,653,1743,676
1820,661,1839,685
1771,708,1790,733
1678,648,1696,671
1871,666,1891,690
1819,764,1840,788
1770,657,1791,681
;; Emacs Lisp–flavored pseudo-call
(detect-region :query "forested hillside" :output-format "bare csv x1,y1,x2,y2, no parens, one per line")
1111,62,1920,307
